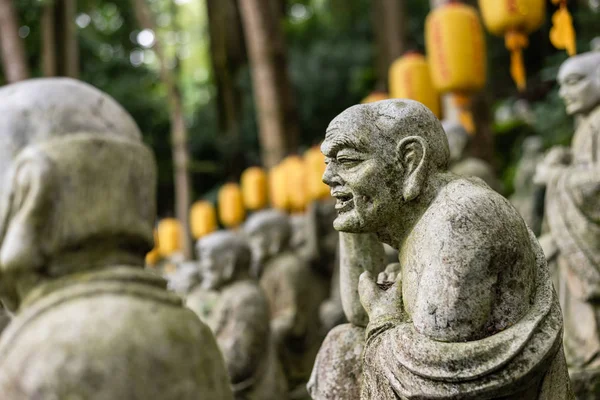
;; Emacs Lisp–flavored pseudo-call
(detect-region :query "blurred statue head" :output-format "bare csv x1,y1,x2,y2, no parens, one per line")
441,120,470,163
558,51,600,116
321,99,450,234
243,210,291,276
0,78,156,310
522,136,543,156
196,230,251,290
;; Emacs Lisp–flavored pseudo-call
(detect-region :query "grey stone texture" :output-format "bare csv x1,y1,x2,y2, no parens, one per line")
442,120,503,193
188,230,288,400
244,210,327,398
0,78,233,399
308,99,573,399
535,51,600,398
509,136,545,235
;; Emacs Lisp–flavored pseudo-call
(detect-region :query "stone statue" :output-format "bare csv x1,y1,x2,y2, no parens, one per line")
187,230,288,400
443,120,503,193
244,210,327,398
0,78,233,400
308,99,573,399
534,51,600,397
509,136,545,235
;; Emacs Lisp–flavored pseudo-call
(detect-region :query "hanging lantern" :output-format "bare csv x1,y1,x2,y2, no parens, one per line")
426,2,486,133
157,218,182,257
218,183,246,228
389,53,442,118
479,0,546,91
283,155,308,213
550,0,576,56
361,91,389,104
269,164,290,211
304,145,330,201
145,229,161,266
189,201,217,239
241,166,269,210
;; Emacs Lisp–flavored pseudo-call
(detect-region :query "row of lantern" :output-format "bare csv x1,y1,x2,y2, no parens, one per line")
365,0,576,132
147,146,330,260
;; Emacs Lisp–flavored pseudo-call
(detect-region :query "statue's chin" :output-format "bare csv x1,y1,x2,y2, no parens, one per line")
333,212,365,233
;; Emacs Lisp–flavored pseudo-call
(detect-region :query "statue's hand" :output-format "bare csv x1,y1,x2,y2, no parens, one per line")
543,146,571,166
358,264,403,324
533,163,564,185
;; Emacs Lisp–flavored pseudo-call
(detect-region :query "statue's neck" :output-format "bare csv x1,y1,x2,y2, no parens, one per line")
377,172,455,250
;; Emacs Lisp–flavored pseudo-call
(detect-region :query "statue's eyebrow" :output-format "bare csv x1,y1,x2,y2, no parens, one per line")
322,132,360,157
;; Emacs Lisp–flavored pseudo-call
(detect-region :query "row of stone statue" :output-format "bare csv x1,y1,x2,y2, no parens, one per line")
0,50,597,399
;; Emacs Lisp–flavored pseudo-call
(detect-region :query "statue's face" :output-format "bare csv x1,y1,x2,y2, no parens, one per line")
558,60,600,116
198,245,234,290
321,123,400,233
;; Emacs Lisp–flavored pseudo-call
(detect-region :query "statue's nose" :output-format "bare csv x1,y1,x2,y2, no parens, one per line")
322,162,340,187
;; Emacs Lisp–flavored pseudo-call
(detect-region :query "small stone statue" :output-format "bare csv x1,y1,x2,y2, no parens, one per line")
535,51,600,397
187,230,288,400
443,120,503,193
0,78,233,399
244,210,327,398
308,99,573,399
509,136,545,235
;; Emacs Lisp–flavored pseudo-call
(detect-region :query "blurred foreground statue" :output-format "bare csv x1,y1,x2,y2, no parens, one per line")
188,231,288,400
509,136,545,235
0,78,233,399
244,210,326,398
308,100,573,399
535,51,600,397
443,120,503,193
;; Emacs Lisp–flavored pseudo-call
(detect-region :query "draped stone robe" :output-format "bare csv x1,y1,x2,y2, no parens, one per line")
544,106,600,385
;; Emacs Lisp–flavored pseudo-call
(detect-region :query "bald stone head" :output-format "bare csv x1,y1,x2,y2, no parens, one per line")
441,120,469,163
321,99,450,233
0,78,156,309
196,230,251,290
558,51,600,116
243,210,291,276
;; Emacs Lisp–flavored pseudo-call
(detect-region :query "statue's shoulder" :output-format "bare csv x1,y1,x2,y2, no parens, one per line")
420,178,527,246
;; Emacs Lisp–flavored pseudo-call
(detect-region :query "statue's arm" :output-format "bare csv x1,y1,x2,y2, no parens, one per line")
217,291,271,386
339,232,386,327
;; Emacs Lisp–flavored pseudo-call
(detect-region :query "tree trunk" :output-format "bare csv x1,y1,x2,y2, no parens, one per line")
372,0,406,90
43,0,79,78
0,0,30,82
238,0,300,168
132,0,192,259
63,0,79,78
41,2,57,76
206,0,246,178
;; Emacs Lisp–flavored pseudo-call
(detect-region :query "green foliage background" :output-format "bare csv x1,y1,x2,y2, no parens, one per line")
4,0,600,214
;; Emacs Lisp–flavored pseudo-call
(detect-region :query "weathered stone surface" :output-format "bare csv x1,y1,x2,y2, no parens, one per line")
309,99,573,399
509,136,545,235
244,210,327,397
189,230,288,400
443,120,503,193
0,78,233,399
534,51,600,398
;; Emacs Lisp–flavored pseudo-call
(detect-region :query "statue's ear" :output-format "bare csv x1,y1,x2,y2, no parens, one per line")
396,136,428,201
0,150,55,274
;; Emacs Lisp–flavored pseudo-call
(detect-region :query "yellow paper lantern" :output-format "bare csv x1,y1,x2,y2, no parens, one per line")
241,166,269,210
389,53,441,118
304,145,330,201
361,91,389,104
550,0,576,57
157,218,182,257
189,201,217,239
284,155,308,213
218,183,246,228
479,0,546,91
269,164,290,211
145,229,161,266
425,2,486,133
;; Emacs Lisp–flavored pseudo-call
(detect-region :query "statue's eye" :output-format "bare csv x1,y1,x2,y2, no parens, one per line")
565,75,583,85
337,156,361,165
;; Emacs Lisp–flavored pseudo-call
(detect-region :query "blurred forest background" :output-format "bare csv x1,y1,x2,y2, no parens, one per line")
0,0,598,218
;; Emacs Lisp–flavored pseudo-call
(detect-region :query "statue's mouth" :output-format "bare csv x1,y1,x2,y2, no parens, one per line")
332,191,353,213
